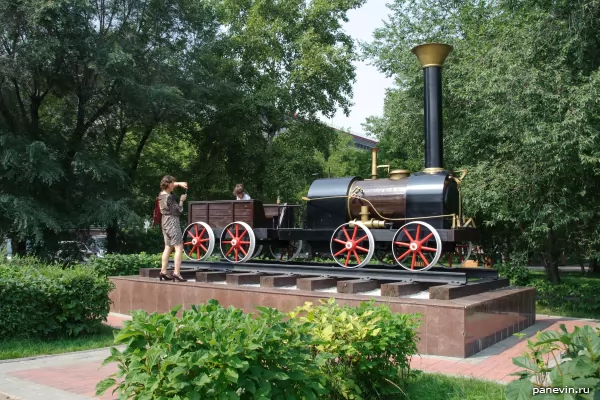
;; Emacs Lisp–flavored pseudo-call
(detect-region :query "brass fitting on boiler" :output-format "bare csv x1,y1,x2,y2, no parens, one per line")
349,206,387,229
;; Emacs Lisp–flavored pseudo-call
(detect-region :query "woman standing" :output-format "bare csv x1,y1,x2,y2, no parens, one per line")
158,175,188,282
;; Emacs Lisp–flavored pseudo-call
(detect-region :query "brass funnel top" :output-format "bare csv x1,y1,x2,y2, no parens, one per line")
411,43,453,68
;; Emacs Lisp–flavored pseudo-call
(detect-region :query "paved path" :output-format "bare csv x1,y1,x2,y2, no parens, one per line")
0,314,598,399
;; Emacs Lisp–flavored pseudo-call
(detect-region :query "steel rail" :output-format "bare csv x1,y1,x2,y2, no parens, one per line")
177,258,498,280
173,260,470,285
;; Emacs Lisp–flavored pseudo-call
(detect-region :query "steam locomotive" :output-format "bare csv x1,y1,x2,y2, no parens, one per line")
184,43,480,271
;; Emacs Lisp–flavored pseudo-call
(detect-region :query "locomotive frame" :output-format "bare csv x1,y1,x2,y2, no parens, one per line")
181,43,481,272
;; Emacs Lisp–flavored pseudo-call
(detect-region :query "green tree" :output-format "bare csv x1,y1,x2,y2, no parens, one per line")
363,0,600,283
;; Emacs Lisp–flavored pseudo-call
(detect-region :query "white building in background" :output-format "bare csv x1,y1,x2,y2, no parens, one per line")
268,112,379,151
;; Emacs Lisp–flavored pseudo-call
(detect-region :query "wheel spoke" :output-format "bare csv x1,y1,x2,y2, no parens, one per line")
415,224,421,241
411,252,416,269
225,246,234,256
418,251,428,265
356,245,369,252
353,250,361,264
344,251,351,266
195,225,198,236
351,225,358,240
342,226,350,241
199,244,208,252
398,249,411,260
402,228,414,242
421,246,437,252
236,224,239,237
239,246,247,256
184,241,193,245
334,247,346,257
333,238,346,245
394,241,410,247
356,234,368,243
226,229,234,239
419,233,433,244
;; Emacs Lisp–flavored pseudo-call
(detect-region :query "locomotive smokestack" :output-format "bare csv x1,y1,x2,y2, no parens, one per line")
411,43,453,173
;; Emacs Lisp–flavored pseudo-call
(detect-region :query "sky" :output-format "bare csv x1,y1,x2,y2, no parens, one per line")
320,0,396,139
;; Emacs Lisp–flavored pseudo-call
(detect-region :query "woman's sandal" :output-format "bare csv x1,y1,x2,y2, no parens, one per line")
172,273,186,282
159,272,173,281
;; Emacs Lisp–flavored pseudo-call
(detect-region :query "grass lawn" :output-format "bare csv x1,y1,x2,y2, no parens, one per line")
0,325,118,361
403,371,505,400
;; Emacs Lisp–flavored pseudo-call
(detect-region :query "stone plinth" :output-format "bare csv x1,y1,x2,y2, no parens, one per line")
108,276,535,358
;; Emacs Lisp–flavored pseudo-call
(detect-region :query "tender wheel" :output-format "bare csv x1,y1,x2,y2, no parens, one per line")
252,245,263,259
437,242,473,268
392,221,442,271
330,221,375,269
182,222,215,261
269,240,303,261
220,221,256,263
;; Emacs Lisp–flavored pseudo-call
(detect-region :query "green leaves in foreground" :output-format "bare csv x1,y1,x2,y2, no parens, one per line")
96,298,421,399
506,324,600,400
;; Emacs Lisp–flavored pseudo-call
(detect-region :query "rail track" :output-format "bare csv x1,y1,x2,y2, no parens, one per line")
170,259,498,286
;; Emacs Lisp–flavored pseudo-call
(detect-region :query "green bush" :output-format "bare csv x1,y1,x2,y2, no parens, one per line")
506,324,600,399
0,262,113,338
290,298,420,398
89,252,161,277
96,301,329,399
495,264,531,286
96,299,421,400
533,280,600,314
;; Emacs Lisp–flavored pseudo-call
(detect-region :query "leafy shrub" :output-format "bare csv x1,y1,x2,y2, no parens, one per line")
289,298,420,398
506,324,600,399
96,301,329,399
533,280,600,314
89,252,161,277
495,264,531,286
96,299,421,400
0,262,113,338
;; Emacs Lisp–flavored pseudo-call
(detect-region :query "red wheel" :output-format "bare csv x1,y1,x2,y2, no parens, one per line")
330,222,374,269
392,221,442,271
437,242,473,268
182,222,215,261
219,221,256,263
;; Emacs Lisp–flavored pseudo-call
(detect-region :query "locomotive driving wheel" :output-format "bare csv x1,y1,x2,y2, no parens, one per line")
269,240,303,261
437,242,473,268
219,221,256,263
183,222,215,261
330,221,375,269
392,221,442,271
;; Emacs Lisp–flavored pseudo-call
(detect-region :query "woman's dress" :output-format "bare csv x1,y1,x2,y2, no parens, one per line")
159,193,183,246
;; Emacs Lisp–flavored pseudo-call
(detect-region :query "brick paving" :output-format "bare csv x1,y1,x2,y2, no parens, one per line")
0,313,597,399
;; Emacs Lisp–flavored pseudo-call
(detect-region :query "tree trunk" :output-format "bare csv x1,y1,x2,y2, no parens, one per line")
11,238,27,257
590,258,598,274
106,219,118,254
544,226,561,284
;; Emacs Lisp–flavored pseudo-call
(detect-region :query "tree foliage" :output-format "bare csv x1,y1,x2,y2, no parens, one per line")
0,0,366,256
363,0,600,282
